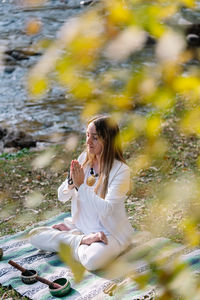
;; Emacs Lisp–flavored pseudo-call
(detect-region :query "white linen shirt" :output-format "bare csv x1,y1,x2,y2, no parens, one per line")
58,152,134,249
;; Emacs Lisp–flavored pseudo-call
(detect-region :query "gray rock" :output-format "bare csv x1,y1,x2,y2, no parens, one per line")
3,129,37,149
4,66,15,74
0,127,7,140
3,54,17,65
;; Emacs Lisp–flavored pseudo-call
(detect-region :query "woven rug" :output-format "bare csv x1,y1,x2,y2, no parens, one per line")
0,213,156,300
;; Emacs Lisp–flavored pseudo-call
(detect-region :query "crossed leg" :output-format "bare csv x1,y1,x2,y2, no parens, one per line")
29,226,122,271
77,235,122,271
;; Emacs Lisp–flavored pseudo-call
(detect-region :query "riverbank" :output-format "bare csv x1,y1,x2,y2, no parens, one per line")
1,113,199,238
1,114,200,298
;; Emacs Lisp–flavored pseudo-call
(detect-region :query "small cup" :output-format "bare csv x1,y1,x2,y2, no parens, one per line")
21,269,38,284
49,278,71,297
0,248,3,260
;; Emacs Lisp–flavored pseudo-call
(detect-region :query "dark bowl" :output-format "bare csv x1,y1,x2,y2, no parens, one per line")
21,269,38,284
49,278,71,297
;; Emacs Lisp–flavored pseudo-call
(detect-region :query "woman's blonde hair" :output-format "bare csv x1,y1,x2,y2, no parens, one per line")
83,115,126,198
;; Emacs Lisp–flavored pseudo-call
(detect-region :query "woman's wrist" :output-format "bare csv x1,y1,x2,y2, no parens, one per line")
68,184,74,190
74,182,83,191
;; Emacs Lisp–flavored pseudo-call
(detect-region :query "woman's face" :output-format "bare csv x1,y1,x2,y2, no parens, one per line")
86,122,103,156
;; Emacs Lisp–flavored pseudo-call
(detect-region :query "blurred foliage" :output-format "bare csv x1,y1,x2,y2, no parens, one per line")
25,18,42,35
26,0,200,298
59,242,85,283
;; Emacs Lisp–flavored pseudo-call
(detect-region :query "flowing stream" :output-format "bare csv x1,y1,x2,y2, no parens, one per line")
0,0,199,140
0,0,86,140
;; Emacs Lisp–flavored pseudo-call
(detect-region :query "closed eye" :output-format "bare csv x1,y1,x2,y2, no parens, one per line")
86,132,98,140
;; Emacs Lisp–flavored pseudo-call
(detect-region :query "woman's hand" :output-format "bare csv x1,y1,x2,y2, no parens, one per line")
70,160,84,189
80,232,108,245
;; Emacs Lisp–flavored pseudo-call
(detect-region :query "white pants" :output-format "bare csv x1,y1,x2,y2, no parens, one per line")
29,226,122,271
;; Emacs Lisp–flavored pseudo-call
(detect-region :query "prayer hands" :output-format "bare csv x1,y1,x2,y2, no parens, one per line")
70,160,84,189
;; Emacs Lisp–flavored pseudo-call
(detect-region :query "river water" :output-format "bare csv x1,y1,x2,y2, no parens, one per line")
0,0,199,140
0,0,87,140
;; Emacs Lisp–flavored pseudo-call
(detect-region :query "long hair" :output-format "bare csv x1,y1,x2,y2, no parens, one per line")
83,115,126,198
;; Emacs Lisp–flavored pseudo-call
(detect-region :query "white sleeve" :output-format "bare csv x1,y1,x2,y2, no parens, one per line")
57,179,76,203
57,151,87,203
77,165,130,217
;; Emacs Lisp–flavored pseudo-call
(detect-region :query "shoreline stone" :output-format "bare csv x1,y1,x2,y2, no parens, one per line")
0,126,37,150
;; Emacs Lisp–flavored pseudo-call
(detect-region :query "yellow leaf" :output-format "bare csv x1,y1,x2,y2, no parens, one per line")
72,78,94,100
181,219,200,247
174,76,200,92
130,154,150,175
180,0,196,8
146,88,175,111
180,109,200,136
29,76,48,97
121,124,136,145
134,273,150,289
57,67,76,87
56,55,71,76
146,115,161,138
70,36,102,66
105,0,132,25
22,0,47,7
146,137,168,158
113,94,132,110
59,242,85,283
158,4,177,19
81,102,101,119
25,19,42,35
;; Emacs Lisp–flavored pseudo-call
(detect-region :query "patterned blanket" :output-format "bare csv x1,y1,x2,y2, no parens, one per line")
0,213,156,300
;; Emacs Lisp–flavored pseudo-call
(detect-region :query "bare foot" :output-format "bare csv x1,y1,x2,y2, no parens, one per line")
52,223,71,231
81,231,108,245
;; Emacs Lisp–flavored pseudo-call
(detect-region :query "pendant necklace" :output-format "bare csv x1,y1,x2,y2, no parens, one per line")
86,167,99,186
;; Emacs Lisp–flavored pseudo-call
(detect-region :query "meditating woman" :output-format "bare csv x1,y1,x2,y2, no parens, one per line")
30,115,134,271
